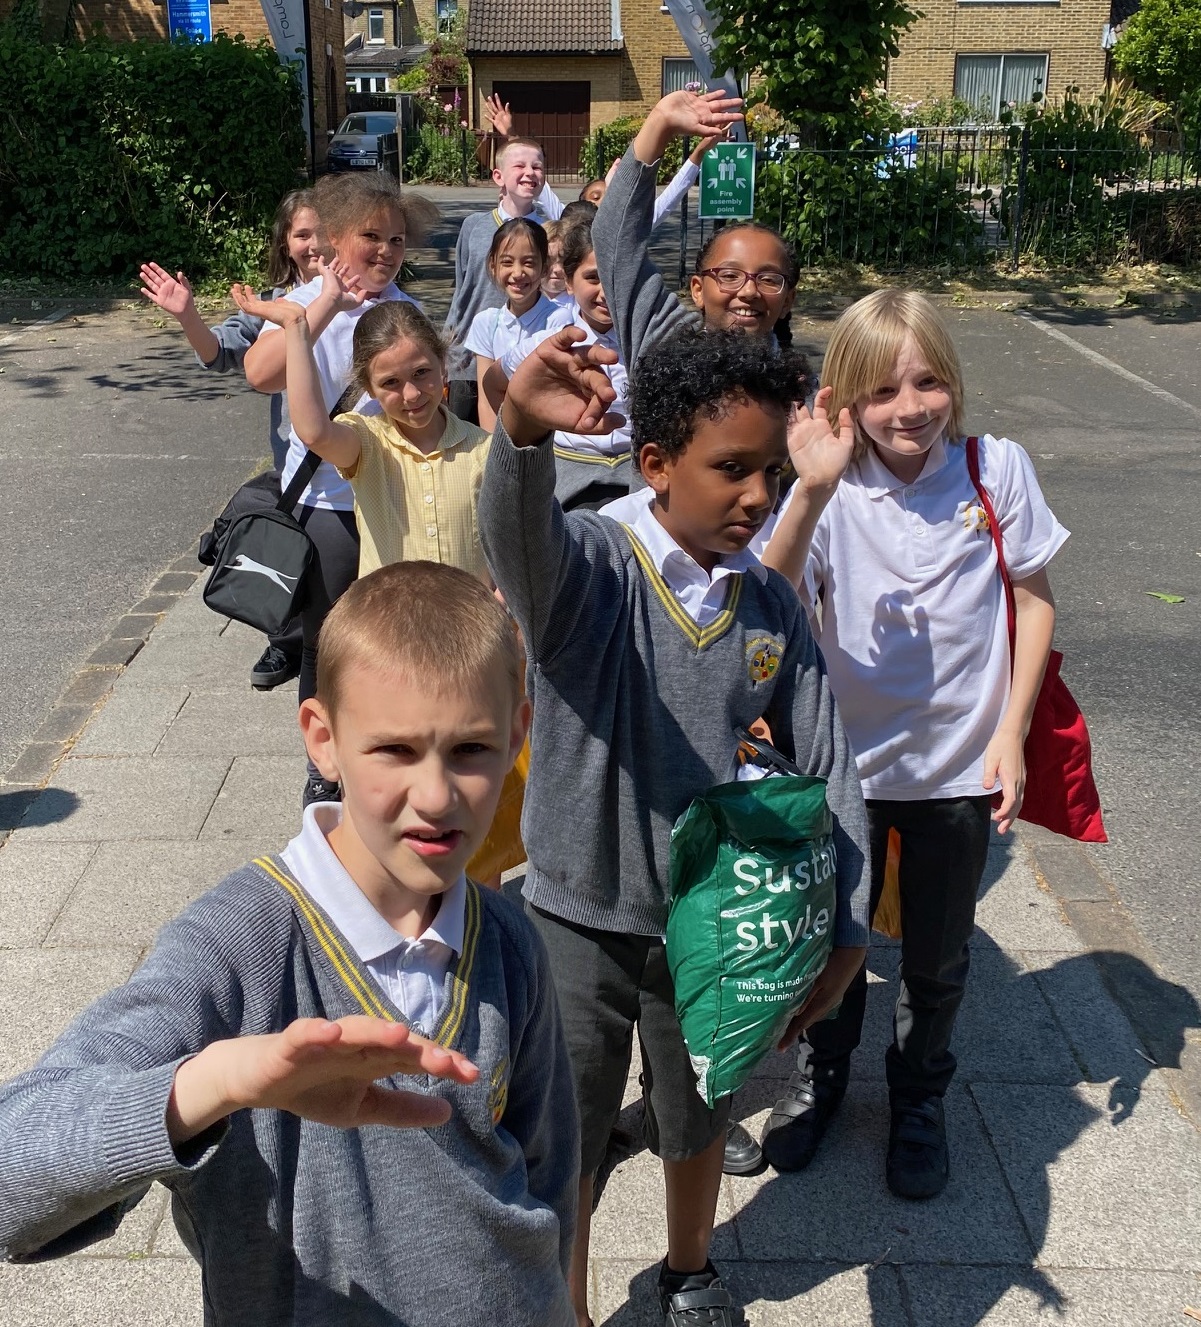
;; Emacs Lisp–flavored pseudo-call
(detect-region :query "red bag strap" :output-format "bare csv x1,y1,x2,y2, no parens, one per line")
965,437,1017,652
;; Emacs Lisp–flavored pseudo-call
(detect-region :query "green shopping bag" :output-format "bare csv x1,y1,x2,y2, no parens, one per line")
667,770,837,1108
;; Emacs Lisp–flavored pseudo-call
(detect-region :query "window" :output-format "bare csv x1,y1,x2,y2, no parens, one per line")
954,53,1048,120
436,0,457,34
367,8,384,42
662,57,701,96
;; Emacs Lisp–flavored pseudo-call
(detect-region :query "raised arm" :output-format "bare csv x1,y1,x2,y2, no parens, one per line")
139,263,220,367
480,328,621,659
230,284,362,471
648,136,713,230
242,259,364,394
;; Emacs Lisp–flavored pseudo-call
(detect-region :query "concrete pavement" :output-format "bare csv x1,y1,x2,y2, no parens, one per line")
1,575,1198,1326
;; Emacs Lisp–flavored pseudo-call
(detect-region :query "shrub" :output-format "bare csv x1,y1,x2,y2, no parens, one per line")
580,115,683,184
0,29,304,279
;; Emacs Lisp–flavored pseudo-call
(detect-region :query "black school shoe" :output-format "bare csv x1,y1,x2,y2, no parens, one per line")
759,1067,847,1172
658,1260,734,1327
886,1092,949,1200
251,644,300,690
722,1120,763,1175
302,775,342,809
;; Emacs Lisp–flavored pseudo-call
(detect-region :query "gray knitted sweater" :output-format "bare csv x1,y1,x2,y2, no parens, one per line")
480,424,871,946
0,859,578,1327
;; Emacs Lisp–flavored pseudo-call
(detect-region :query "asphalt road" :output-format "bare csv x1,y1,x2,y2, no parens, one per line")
0,307,267,773
0,195,1197,1016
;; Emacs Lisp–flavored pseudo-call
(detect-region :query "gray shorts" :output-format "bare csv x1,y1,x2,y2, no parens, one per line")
527,903,731,1176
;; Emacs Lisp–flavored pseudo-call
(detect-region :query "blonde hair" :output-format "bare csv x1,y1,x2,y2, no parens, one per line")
495,136,545,170
822,289,965,460
316,562,523,719
349,301,449,396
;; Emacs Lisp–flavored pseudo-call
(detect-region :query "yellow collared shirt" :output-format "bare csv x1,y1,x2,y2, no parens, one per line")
335,407,492,580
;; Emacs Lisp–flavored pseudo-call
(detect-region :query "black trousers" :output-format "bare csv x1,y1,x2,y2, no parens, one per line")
294,508,360,779
797,796,992,1099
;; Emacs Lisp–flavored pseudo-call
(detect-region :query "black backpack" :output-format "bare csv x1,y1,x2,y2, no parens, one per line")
200,451,322,636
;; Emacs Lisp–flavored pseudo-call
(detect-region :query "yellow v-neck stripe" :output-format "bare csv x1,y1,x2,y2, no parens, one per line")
433,881,481,1047
553,446,628,470
255,856,483,1051
622,526,742,650
256,856,392,1021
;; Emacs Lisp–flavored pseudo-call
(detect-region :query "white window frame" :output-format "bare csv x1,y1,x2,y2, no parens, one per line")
662,56,701,96
953,52,1048,121
367,8,385,43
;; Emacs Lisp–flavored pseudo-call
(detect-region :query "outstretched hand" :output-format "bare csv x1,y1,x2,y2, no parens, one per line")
318,256,368,313
169,1015,480,1144
482,92,513,139
229,284,305,328
139,262,196,318
787,386,855,494
501,327,623,446
651,88,744,140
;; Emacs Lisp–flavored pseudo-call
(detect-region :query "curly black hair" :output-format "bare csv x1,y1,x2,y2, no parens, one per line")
630,327,812,462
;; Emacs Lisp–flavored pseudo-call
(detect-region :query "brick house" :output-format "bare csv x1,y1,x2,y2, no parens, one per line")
887,0,1114,117
9,0,345,167
465,0,701,176
341,0,438,92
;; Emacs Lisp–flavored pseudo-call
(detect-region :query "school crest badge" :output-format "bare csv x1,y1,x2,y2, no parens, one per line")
746,635,784,685
963,501,990,534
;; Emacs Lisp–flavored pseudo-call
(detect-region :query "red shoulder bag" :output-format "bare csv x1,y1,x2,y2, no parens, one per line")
966,438,1107,843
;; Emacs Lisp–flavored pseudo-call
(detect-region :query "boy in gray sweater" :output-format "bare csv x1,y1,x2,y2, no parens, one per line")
0,562,578,1327
480,326,871,1327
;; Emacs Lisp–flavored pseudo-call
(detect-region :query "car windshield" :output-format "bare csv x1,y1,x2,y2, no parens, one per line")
338,115,394,136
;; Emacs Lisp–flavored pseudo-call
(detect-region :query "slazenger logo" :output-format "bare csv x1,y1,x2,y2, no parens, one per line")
228,555,298,595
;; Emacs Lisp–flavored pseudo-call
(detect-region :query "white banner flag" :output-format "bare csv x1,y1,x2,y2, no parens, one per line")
662,0,746,142
259,0,311,152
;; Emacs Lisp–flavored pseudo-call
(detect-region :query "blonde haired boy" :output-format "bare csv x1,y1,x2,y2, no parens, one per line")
0,562,578,1326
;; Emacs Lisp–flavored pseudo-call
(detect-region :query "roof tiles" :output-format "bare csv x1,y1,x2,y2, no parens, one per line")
466,0,623,54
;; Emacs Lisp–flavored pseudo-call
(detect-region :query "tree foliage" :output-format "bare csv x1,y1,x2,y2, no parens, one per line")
0,30,304,279
708,0,921,143
1112,0,1201,141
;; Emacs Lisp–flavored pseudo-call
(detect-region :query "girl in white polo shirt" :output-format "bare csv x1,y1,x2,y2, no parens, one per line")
755,288,1067,1201
463,217,559,431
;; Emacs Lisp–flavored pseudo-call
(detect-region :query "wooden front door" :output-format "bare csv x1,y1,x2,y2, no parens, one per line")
492,80,590,181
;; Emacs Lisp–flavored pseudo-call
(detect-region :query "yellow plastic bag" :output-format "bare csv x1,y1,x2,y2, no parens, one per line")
467,738,530,882
872,827,902,940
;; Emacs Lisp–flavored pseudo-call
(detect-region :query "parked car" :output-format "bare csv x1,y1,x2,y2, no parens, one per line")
326,113,396,172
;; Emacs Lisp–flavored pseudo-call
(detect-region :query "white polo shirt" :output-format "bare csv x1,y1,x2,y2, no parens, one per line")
256,276,420,511
600,487,768,626
768,434,1068,800
281,802,465,1036
463,293,560,364
502,315,631,458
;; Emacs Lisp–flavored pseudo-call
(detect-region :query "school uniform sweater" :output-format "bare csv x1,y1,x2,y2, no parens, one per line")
479,422,871,946
0,860,578,1327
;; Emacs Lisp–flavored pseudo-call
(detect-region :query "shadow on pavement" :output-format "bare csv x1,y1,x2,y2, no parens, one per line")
0,786,80,830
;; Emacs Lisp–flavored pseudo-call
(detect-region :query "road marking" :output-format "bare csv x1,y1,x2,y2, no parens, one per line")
0,307,73,348
1019,310,1201,421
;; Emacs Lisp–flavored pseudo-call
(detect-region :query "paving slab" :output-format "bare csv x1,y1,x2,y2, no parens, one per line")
72,687,190,757
0,947,141,1079
7,757,230,843
900,1265,1201,1326
724,1084,1033,1266
973,843,1084,953
150,584,229,640
0,841,97,947
45,840,264,948
70,1185,169,1260
972,1078,1201,1271
155,687,303,759
0,1257,201,1327
120,631,263,692
198,755,303,845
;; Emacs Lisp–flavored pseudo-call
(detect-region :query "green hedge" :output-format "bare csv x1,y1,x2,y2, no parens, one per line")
581,115,684,184
0,30,305,279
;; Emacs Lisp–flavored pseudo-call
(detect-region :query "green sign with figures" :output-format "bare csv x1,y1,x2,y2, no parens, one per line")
698,142,756,220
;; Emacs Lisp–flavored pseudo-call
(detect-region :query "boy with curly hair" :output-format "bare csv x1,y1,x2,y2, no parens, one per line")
479,326,872,1327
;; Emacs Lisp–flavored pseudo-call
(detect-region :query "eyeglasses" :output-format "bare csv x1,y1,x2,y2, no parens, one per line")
699,267,792,295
